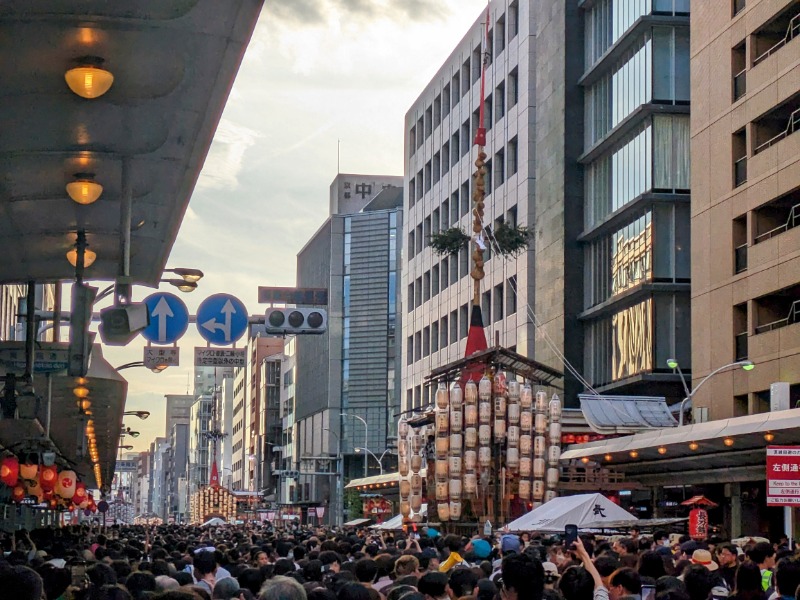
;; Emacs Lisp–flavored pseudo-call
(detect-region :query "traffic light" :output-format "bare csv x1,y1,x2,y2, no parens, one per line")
265,308,327,335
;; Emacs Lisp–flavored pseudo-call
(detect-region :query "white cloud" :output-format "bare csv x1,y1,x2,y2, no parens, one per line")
197,119,263,191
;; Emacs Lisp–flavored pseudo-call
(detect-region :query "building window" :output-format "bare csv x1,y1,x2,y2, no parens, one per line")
493,284,504,322
509,1,519,40
408,230,415,259
431,321,439,353
461,58,470,97
733,0,745,16
733,214,748,274
495,14,506,56
407,282,414,311
450,191,459,224
432,264,440,296
424,105,432,138
472,45,482,83
443,84,451,118
482,291,491,323
494,149,505,189
442,142,450,176
459,247,469,279
414,331,421,362
432,208,440,235
461,120,470,156
433,94,441,129
415,276,422,308
423,271,431,302
508,67,518,109
416,116,424,148
408,178,415,208
495,81,506,123
416,224,423,254
732,40,747,102
449,253,459,285
441,199,450,228
733,128,748,188
407,336,413,365
423,326,430,357
451,132,460,166
734,303,748,361
450,309,458,344
452,73,460,105
424,216,431,248
409,126,416,155
484,158,493,192
424,161,432,192
460,304,469,339
753,186,800,245
433,152,441,184
416,169,423,201
440,316,449,349
441,258,449,290
461,181,470,216
507,137,518,176
506,277,518,315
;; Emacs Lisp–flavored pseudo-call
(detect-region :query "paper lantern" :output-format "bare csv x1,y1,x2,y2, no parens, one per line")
399,459,409,477
520,411,532,432
479,425,491,446
436,383,449,409
465,380,478,404
450,409,463,431
494,395,506,417
410,473,423,493
508,380,520,400
534,436,546,457
56,470,77,498
40,465,58,491
549,396,562,422
546,467,560,487
507,426,520,446
26,477,43,502
450,383,463,410
464,405,478,427
435,480,448,500
465,427,477,448
478,376,491,400
0,456,19,487
464,451,477,470
449,500,462,520
535,391,548,414
411,455,422,473
464,472,477,494
399,419,409,438
449,434,462,454
479,401,491,424
519,479,531,499
412,435,424,453
506,448,519,469
398,440,408,456
448,455,462,474
435,459,448,480
494,418,506,442
400,480,411,498
520,384,533,409
73,483,88,506
545,490,558,503
11,484,25,502
449,478,462,500
435,437,449,459
535,413,547,435
435,410,449,435
508,403,520,425
534,458,546,478
479,446,492,468
437,502,450,522
400,501,411,518
520,435,532,455
549,422,562,446
533,480,545,500
548,445,561,466
20,461,38,481
520,457,532,477
410,494,422,512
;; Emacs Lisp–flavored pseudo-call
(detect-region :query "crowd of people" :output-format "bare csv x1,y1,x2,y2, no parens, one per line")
0,523,796,600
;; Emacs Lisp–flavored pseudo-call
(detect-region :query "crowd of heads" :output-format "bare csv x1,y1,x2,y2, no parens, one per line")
0,523,796,600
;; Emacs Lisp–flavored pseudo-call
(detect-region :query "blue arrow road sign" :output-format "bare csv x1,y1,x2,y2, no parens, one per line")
196,294,248,345
141,292,190,344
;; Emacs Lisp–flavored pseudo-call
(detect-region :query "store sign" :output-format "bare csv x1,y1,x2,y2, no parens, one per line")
767,446,800,505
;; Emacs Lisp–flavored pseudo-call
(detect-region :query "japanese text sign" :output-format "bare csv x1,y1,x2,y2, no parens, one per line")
767,446,800,506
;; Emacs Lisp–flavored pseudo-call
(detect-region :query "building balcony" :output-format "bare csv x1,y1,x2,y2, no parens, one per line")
752,5,799,68
753,285,800,337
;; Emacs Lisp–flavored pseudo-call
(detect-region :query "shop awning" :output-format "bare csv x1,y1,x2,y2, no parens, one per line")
560,409,800,486
346,469,427,490
343,518,372,527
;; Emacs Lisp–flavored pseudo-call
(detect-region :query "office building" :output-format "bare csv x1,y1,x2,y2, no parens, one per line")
292,174,403,521
165,394,193,437
402,0,692,411
690,0,800,418
402,0,537,410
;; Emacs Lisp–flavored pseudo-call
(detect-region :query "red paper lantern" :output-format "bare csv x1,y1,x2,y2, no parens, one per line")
11,484,25,503
40,465,57,491
73,482,87,506
0,456,19,487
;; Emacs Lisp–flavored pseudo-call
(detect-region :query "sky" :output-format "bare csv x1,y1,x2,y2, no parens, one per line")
108,0,491,452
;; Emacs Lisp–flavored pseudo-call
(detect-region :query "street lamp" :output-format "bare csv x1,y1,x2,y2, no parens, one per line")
164,268,204,283
117,361,168,374
124,411,150,420
354,447,391,475
324,427,344,528
341,412,368,478
668,359,755,426
122,426,140,438
118,445,133,451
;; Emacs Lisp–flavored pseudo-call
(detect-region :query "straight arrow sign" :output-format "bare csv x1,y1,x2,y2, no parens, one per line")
151,297,174,343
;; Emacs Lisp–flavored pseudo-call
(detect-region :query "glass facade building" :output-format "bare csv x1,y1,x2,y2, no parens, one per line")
579,0,691,397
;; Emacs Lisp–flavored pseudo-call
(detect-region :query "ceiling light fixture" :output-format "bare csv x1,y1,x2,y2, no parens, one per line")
66,247,96,268
604,454,612,462
66,173,103,205
65,57,114,99
73,386,89,399
689,441,699,451
629,450,639,458
765,432,775,442
724,437,735,447
580,457,590,464
657,446,667,455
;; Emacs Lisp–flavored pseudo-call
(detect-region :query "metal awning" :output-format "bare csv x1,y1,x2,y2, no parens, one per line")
579,394,678,434
0,1,263,284
561,409,800,486
346,470,426,490
582,517,688,530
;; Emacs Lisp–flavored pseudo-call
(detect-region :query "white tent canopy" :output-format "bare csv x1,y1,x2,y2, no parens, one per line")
201,517,228,527
372,504,428,530
506,494,636,532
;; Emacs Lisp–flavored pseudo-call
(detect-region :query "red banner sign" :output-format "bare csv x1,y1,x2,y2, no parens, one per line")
689,508,709,540
767,446,800,505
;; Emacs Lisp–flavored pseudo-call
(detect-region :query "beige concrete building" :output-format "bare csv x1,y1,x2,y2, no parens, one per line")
691,0,800,420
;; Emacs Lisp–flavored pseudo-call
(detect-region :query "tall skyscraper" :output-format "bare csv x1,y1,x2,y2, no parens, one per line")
690,0,800,418
165,394,193,437
291,174,403,523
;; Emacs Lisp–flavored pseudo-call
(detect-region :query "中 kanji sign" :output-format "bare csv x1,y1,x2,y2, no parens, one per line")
767,446,800,505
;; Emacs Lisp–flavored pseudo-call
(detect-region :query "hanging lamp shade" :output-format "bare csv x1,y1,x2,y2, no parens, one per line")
73,482,88,507
26,476,43,502
66,247,97,268
0,456,19,487
20,461,38,481
66,176,103,205
40,465,58,491
56,470,77,499
11,484,25,503
65,61,114,99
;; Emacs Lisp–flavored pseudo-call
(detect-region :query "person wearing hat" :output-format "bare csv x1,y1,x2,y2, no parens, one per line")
691,549,720,572
542,561,560,590
439,534,470,573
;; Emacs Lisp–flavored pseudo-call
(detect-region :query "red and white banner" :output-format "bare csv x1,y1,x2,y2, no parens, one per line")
767,446,800,505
